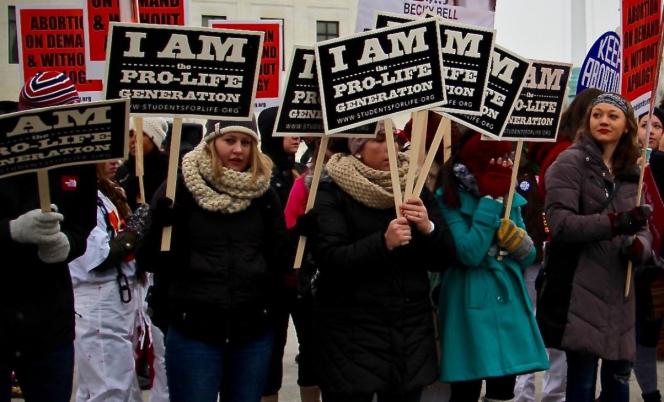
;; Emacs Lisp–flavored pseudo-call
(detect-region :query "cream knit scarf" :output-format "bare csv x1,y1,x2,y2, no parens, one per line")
182,142,270,213
326,153,409,209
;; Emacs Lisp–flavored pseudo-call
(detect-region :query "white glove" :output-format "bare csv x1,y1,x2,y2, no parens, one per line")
9,205,64,245
37,232,71,263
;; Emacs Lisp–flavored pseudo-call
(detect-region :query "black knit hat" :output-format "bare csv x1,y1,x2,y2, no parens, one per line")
204,117,259,143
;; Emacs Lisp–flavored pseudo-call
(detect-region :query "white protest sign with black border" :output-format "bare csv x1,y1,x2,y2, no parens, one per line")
104,23,263,120
315,18,446,134
501,60,572,142
445,45,531,139
375,11,495,116
274,46,377,138
0,99,129,179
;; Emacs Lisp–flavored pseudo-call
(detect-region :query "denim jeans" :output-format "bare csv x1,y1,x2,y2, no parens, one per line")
165,327,274,402
1,342,74,402
565,351,632,402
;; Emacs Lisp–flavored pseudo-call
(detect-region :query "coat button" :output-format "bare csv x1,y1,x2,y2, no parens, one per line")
585,157,590,162
497,296,504,303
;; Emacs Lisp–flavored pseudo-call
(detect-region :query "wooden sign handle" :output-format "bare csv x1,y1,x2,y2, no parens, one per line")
134,116,146,204
293,136,329,269
384,119,403,217
503,141,524,222
414,117,449,197
404,111,427,201
497,140,523,261
37,169,51,212
625,143,650,296
160,117,183,251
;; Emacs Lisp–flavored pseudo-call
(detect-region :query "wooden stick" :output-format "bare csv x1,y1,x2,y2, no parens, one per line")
160,117,183,251
626,141,650,296
404,111,427,201
293,135,329,269
384,119,403,217
414,117,449,197
496,141,524,261
134,117,146,204
443,129,452,163
503,141,524,221
37,169,51,212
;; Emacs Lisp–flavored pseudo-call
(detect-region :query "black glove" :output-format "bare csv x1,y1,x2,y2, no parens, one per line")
152,197,175,228
125,203,151,240
293,210,318,237
609,205,652,236
94,231,139,272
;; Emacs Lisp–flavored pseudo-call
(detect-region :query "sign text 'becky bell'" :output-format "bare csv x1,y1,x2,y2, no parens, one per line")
105,23,264,120
315,18,446,134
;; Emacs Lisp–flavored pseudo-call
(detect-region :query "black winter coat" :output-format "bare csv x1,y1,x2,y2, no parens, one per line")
310,181,456,394
137,176,289,344
0,166,97,355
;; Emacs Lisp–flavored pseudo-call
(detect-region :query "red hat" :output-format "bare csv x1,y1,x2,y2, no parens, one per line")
456,132,512,176
402,111,442,151
18,71,80,110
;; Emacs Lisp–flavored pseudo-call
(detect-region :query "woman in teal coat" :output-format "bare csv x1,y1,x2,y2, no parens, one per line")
435,133,548,402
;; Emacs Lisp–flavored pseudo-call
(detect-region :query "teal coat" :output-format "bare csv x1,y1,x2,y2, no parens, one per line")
435,188,549,382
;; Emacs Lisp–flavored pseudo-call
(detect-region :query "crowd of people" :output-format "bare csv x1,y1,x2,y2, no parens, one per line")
1,71,663,402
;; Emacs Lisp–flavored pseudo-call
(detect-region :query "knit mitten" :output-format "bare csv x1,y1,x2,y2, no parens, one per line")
10,205,64,244
496,218,533,260
37,232,70,263
608,205,652,236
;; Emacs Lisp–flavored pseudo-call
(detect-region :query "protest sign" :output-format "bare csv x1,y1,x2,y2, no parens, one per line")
84,0,121,78
376,12,495,115
274,46,376,137
16,4,104,102
83,0,188,79
501,61,572,142
105,23,264,119
356,0,496,31
0,99,129,179
621,0,661,115
445,45,531,139
209,20,283,111
137,0,187,25
577,31,621,94
644,165,664,258
315,18,446,134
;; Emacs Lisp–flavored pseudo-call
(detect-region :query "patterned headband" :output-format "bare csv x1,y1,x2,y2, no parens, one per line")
591,92,629,116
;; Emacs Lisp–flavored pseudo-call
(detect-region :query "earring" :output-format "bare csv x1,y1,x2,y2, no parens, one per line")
355,153,362,159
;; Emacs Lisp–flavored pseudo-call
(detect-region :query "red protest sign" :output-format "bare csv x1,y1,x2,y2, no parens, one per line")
17,6,103,99
210,20,283,102
138,0,187,25
644,166,664,258
86,0,120,62
621,0,662,114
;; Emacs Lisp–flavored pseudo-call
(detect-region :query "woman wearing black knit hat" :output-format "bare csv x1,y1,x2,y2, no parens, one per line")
309,131,456,402
544,92,653,401
137,117,288,402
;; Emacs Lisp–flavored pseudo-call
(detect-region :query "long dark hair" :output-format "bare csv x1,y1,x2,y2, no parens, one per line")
559,88,602,141
96,164,131,220
576,97,640,176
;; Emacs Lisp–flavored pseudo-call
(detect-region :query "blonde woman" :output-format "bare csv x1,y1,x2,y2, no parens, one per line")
137,118,288,402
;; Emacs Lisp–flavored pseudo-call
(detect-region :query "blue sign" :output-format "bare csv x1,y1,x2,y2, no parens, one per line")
577,31,621,94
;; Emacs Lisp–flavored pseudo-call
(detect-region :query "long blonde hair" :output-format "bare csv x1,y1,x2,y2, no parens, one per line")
206,139,273,181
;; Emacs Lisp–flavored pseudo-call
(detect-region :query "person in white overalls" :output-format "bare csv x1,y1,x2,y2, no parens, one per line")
69,161,148,402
